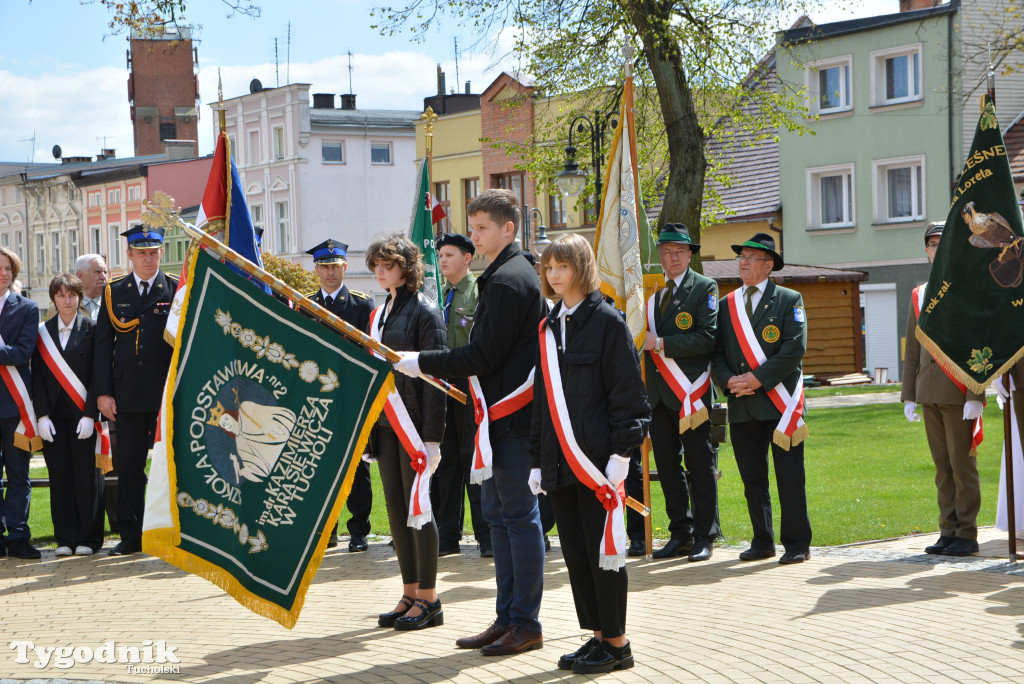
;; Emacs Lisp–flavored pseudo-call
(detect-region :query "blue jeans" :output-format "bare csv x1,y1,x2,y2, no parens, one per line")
0,416,32,544
481,433,544,633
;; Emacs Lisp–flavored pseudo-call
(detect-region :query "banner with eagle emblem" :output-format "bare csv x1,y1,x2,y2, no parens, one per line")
917,93,1024,392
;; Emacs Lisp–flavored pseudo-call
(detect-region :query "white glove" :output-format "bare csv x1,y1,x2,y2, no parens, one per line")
963,400,984,421
37,416,56,442
995,377,1010,401
903,401,921,423
393,352,422,378
425,442,441,475
528,467,545,495
604,454,630,487
361,453,377,464
75,417,95,440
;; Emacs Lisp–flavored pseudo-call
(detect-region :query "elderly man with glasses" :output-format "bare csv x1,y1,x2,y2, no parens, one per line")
711,233,812,565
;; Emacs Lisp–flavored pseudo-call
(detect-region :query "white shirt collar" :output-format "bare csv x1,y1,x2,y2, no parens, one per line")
747,279,768,295
669,269,687,289
134,273,156,291
322,286,344,300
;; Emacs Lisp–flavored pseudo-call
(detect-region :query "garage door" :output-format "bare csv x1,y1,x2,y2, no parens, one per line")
861,283,899,382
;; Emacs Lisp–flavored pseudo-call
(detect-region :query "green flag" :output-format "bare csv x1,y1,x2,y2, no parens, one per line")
917,94,1024,393
410,159,442,306
143,248,392,628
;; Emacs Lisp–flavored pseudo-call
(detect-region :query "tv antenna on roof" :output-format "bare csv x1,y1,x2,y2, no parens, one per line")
17,130,36,163
347,51,354,94
454,37,460,88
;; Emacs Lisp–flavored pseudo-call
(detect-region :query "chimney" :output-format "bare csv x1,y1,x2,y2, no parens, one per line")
96,148,116,161
312,93,336,109
340,93,357,110
61,156,92,165
899,0,942,11
465,81,471,94
437,65,446,97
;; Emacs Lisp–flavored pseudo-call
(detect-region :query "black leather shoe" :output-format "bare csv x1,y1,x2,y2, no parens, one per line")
438,544,461,557
558,637,600,670
108,540,141,556
942,538,979,556
349,536,368,553
394,597,443,630
378,595,414,627
6,539,40,559
739,546,776,561
544,534,551,552
0,544,6,558
652,537,693,559
925,535,955,555
479,545,493,558
326,534,339,548
779,549,810,564
627,540,645,557
688,537,713,562
572,640,634,674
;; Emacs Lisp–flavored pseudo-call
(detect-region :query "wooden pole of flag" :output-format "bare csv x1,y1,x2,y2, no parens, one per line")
176,219,469,405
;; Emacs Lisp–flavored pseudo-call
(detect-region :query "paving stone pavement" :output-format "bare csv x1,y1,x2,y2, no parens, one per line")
1,527,1024,683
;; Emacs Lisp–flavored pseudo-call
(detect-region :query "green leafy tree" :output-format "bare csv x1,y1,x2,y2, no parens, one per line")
77,0,259,34
261,253,319,294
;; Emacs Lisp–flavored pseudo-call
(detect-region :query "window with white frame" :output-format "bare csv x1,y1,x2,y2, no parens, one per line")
108,224,121,267
1,233,8,249
229,136,237,160
88,191,101,207
322,141,344,163
871,44,921,106
872,155,925,223
250,204,264,237
127,185,142,202
107,188,121,204
14,232,23,261
807,163,855,229
807,56,853,115
248,130,260,164
275,201,290,253
370,142,392,165
69,230,79,264
91,225,101,254
37,234,46,274
273,126,285,160
53,232,62,272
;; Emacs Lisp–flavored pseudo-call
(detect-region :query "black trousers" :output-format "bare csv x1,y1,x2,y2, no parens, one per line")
624,445,644,544
431,389,489,549
730,418,812,553
650,402,719,540
377,427,438,589
113,411,157,544
550,482,627,638
42,416,105,550
345,460,372,537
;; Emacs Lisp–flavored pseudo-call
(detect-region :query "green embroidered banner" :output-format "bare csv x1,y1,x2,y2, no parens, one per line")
917,94,1024,393
143,249,392,628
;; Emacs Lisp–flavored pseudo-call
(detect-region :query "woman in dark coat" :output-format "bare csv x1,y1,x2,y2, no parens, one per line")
365,233,448,630
529,233,651,673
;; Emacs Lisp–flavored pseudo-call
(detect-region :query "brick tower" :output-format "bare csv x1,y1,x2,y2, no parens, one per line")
127,27,199,157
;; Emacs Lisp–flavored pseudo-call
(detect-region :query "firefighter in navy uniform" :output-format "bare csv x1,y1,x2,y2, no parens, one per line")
94,224,178,556
304,239,375,551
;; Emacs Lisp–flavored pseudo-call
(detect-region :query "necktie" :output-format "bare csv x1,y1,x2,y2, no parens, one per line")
745,285,758,319
659,280,675,317
140,280,149,301
443,288,455,325
325,294,334,309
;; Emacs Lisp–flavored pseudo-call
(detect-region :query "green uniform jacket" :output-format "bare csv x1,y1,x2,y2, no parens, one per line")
711,281,807,424
901,304,984,405
442,273,478,350
644,268,718,412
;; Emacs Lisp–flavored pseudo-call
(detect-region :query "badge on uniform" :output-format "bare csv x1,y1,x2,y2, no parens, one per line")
459,317,469,327
708,294,717,311
675,312,693,330
793,306,805,323
762,324,780,343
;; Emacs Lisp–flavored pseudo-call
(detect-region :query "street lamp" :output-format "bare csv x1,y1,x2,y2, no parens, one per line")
554,111,616,219
523,206,550,255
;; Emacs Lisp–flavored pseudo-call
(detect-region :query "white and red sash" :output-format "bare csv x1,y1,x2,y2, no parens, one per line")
35,323,111,470
539,319,625,570
646,291,712,433
370,305,432,528
912,285,984,454
468,369,534,485
726,289,808,450
0,330,41,453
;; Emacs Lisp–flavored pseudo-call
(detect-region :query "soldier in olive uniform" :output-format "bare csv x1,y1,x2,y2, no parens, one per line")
94,225,178,556
431,233,490,557
711,233,811,565
902,222,985,557
643,224,719,561
304,239,375,552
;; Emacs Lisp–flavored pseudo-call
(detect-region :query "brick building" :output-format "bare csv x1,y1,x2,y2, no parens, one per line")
128,27,200,158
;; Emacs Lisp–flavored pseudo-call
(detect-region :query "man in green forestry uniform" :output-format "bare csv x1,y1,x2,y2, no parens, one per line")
902,222,985,557
711,232,811,564
304,239,375,552
431,233,490,557
642,223,719,561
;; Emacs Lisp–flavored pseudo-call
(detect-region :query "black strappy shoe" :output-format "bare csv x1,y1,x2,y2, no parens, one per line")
393,597,444,630
378,595,415,627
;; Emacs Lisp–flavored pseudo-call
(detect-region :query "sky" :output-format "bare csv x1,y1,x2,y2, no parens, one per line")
0,0,898,163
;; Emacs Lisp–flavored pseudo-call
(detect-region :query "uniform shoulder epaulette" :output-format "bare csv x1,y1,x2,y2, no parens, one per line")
165,272,179,283
108,273,130,284
350,290,371,300
304,290,319,299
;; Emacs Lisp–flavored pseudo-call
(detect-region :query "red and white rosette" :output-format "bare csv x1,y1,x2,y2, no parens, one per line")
370,306,433,529
0,331,41,452
467,370,533,485
646,293,712,433
725,289,807,450
539,319,626,571
35,323,111,469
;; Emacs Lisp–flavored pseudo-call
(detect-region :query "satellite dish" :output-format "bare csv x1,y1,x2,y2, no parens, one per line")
52,145,62,160
250,78,263,94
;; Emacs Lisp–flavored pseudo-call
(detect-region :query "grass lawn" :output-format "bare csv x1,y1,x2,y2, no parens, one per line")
804,383,902,398
25,402,1003,549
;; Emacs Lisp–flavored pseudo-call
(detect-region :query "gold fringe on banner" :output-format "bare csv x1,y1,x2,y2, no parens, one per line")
915,325,1024,396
